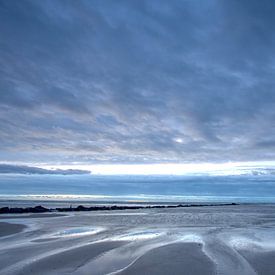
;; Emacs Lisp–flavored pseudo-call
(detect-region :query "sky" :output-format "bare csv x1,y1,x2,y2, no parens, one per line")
1,0,275,174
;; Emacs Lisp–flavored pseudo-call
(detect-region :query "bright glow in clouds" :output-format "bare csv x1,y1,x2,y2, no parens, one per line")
40,161,275,176
174,138,184,143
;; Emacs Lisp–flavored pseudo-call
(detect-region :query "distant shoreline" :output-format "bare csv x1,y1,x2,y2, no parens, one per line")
0,203,238,214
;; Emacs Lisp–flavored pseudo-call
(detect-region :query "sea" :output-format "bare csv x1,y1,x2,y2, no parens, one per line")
0,174,275,207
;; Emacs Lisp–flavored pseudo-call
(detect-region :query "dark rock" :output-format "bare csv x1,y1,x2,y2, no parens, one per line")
9,208,24,214
76,205,88,211
0,207,9,214
33,205,49,213
0,202,239,215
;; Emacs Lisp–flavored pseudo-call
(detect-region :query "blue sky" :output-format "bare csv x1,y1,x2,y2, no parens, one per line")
1,0,275,170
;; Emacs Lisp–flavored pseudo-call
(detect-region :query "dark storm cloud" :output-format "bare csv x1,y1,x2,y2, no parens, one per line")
0,0,275,164
0,164,90,175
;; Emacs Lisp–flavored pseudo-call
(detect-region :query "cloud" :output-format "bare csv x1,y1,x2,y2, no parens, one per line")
0,0,275,164
0,164,90,175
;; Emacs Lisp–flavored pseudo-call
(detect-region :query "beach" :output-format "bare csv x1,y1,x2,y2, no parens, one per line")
0,203,275,274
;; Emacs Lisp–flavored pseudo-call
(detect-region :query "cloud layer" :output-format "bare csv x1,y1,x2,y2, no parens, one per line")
1,0,275,164
0,164,90,175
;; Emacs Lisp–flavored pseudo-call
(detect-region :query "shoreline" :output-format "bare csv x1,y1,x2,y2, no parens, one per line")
0,202,238,214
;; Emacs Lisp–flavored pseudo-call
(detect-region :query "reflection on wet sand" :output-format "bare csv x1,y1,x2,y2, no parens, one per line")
1,204,275,274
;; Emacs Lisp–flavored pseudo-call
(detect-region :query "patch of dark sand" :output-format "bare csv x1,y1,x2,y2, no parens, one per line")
17,241,127,275
0,222,26,237
0,213,66,219
238,249,275,275
118,242,215,275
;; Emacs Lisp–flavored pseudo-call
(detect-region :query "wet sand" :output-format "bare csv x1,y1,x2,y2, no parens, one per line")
238,250,275,275
119,242,214,275
0,213,66,219
17,241,127,275
0,222,26,237
1,204,275,274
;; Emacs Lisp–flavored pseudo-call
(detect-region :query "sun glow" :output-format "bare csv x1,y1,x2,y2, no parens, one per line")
40,161,275,176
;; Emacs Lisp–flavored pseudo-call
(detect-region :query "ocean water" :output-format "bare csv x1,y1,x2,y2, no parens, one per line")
0,174,275,204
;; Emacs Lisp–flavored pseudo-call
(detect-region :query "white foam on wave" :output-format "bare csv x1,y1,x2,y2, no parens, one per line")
54,226,104,238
